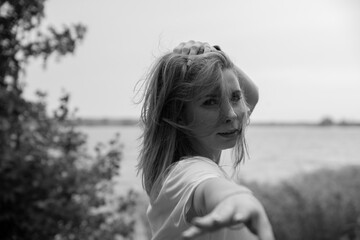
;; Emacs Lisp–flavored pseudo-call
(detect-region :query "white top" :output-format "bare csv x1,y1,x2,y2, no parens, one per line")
147,157,256,240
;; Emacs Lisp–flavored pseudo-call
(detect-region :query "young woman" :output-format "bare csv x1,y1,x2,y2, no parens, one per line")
138,41,274,240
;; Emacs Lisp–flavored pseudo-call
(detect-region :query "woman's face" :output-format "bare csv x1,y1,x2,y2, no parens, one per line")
183,68,248,161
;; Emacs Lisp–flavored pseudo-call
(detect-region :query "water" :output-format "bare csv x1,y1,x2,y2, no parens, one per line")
80,125,360,192
79,125,360,239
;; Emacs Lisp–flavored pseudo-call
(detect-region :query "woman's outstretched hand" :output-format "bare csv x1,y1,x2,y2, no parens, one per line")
173,40,218,55
182,193,275,240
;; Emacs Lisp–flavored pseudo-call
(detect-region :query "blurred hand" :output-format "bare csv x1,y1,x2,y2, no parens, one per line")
173,40,218,55
182,193,275,240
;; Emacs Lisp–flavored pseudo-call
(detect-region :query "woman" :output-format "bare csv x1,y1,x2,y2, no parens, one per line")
138,41,274,240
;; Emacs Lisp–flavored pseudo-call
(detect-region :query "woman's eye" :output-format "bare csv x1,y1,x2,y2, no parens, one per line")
231,94,241,103
203,98,219,106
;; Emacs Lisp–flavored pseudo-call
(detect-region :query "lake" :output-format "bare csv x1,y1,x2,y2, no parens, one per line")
79,125,360,193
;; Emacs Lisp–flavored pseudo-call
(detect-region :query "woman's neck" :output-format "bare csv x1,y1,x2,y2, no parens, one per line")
192,144,222,164
186,137,222,164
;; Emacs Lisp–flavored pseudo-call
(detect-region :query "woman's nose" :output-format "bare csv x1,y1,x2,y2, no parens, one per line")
222,102,238,123
222,101,248,123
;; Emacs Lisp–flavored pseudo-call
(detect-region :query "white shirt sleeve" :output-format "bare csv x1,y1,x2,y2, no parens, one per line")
165,157,227,222
147,157,253,240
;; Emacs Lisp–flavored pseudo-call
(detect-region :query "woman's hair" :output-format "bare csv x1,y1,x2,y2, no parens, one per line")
137,50,249,195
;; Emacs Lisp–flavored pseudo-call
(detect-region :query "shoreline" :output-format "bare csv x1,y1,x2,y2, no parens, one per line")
67,117,360,127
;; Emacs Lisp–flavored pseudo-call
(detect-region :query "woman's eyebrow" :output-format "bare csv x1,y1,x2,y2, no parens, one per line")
232,90,242,95
204,93,219,98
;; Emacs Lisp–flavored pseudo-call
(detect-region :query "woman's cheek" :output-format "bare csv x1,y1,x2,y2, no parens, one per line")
195,112,219,131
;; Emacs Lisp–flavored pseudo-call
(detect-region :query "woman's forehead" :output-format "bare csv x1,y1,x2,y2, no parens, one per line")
193,85,221,100
222,69,241,91
207,70,241,94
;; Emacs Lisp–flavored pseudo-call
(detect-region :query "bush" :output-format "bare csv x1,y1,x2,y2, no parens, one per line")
0,91,138,240
243,166,360,240
0,1,137,239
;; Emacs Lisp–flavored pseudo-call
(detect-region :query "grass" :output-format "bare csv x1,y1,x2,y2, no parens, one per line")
138,165,360,240
242,165,360,240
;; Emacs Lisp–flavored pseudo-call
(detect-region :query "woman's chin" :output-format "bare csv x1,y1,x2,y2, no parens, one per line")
219,140,237,150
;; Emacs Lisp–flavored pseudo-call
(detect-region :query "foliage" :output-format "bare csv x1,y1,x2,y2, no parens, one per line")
244,166,360,240
0,1,136,239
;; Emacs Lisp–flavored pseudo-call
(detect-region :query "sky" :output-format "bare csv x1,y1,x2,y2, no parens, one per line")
24,0,360,122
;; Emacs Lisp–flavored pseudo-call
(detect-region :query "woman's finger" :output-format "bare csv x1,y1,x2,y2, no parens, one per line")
240,205,275,240
258,227,276,240
188,41,203,55
233,213,247,225
183,212,246,239
255,214,275,240
174,40,215,55
189,45,199,55
203,43,213,53
182,215,224,240
192,203,235,229
181,46,190,54
181,40,195,54
182,225,203,239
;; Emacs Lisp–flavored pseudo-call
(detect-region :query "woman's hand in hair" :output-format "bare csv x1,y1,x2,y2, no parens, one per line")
173,40,217,55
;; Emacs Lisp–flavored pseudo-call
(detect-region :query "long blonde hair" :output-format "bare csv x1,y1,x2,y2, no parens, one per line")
137,51,249,195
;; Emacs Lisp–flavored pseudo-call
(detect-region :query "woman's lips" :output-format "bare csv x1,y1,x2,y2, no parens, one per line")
217,129,241,137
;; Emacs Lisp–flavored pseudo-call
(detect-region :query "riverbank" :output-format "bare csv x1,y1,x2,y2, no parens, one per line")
129,165,360,240
80,125,360,239
74,118,360,127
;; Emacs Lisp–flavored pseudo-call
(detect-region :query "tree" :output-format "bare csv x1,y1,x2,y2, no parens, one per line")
0,1,137,239
319,116,334,126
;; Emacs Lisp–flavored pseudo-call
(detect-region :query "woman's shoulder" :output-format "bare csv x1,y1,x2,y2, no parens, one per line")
173,156,218,168
166,156,226,183
150,156,231,203
166,156,218,176
150,157,215,200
